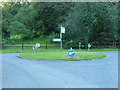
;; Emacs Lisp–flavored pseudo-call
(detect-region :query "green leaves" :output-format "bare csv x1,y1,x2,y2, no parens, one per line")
1,2,119,46
8,21,31,39
14,4,37,24
62,2,118,46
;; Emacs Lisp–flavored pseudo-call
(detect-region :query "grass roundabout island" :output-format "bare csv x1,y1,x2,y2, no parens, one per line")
19,51,108,61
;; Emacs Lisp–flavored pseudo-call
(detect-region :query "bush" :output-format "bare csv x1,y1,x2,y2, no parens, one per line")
8,21,32,40
2,38,14,44
47,33,59,43
63,41,79,49
63,40,91,49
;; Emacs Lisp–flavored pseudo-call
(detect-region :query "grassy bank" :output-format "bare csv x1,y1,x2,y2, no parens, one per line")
19,51,108,61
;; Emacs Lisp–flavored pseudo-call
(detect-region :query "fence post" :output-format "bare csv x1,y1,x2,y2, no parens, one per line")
46,42,48,50
22,42,24,50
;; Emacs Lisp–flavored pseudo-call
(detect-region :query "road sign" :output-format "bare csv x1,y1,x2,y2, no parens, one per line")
35,43,40,48
88,43,91,48
53,38,61,42
61,26,65,33
33,43,40,52
68,49,75,57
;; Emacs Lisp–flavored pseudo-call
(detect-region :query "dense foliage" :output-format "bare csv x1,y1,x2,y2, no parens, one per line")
1,1,119,48
1,2,73,39
62,2,119,48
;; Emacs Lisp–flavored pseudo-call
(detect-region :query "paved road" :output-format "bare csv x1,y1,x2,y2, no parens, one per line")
2,51,118,88
0,53,2,90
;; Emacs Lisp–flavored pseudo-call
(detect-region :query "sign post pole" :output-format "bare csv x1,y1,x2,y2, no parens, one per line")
88,43,91,51
53,25,65,52
60,30,62,52
60,25,65,52
79,43,81,50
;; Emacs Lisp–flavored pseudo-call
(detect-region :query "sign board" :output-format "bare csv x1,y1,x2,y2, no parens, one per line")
35,43,40,48
53,38,61,42
61,27,65,33
88,44,91,48
68,49,75,56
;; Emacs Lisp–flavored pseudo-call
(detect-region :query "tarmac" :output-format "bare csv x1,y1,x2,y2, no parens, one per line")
2,51,118,88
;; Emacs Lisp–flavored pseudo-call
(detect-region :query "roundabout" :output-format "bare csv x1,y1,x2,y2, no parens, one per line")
19,51,107,61
2,51,118,88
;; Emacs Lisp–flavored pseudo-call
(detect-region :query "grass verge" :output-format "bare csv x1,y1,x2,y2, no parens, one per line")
19,51,108,61
1,47,119,53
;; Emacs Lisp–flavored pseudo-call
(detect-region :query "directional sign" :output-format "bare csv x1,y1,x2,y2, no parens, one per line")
68,49,75,56
53,38,61,42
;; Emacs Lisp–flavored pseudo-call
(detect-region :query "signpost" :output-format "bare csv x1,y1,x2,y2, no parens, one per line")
53,38,61,42
68,49,75,57
79,42,81,50
53,25,65,52
60,25,65,52
88,43,91,51
33,43,40,52
35,43,40,48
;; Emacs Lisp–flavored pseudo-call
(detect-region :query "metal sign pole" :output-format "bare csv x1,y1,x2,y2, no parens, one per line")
60,25,65,52
88,43,91,51
60,32,62,52
60,25,62,52
79,43,81,50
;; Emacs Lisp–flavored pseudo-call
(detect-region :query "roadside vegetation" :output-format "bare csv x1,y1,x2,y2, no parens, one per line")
0,1,119,61
1,2,119,49
1,36,119,53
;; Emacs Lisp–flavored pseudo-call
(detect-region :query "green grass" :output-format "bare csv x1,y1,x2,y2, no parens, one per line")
19,51,108,61
85,48,119,51
0,46,115,61
1,47,119,53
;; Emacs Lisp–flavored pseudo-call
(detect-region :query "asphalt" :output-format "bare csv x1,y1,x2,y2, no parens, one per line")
2,51,118,88
0,53,2,90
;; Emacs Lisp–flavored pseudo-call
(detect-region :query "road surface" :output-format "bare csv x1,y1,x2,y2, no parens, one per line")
2,51,118,88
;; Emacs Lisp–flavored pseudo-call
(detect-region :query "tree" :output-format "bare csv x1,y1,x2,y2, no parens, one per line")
62,2,118,48
8,21,31,40
32,2,74,35
14,3,37,25
1,2,27,41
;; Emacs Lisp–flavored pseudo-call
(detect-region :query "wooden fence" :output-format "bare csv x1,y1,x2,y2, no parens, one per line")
64,42,120,49
0,42,60,50
0,41,120,50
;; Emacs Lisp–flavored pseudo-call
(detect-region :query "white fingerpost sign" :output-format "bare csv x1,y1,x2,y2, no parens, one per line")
53,38,61,42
